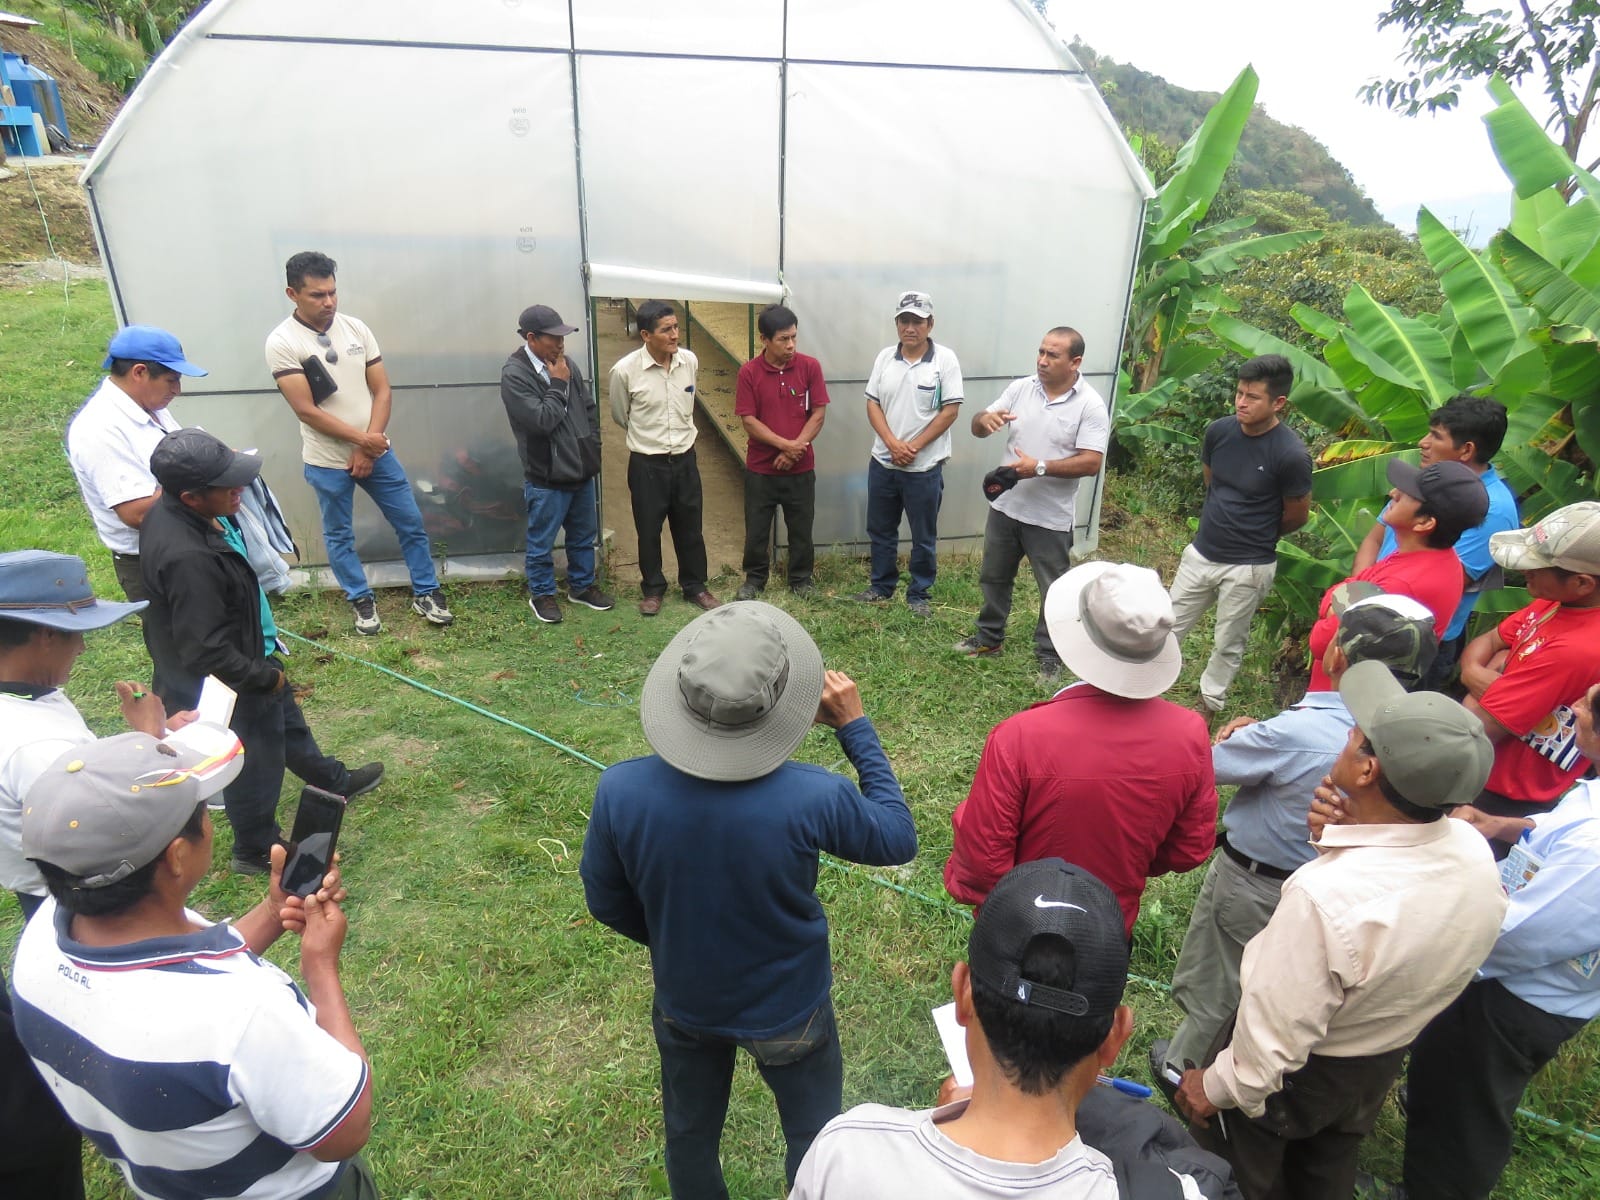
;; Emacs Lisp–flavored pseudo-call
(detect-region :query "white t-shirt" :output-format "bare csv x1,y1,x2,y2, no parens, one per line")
985,376,1110,532
791,1100,1121,1199
0,690,94,895
265,311,383,469
865,341,965,472
66,377,182,554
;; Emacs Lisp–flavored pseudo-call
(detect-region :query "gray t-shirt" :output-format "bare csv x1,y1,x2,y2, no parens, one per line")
1194,418,1311,565
790,1101,1120,1199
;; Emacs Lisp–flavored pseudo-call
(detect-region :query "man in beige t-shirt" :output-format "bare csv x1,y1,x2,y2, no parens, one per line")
607,300,719,616
266,250,453,635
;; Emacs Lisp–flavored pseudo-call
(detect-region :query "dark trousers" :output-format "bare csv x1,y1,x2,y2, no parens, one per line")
1193,1046,1407,1200
111,552,146,603
652,998,842,1200
227,671,348,859
1404,979,1587,1200
865,458,943,601
975,506,1073,657
742,469,816,590
628,450,708,598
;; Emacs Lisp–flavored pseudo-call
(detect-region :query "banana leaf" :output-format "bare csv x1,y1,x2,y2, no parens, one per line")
1208,313,1367,432
1342,285,1453,404
1192,229,1325,275
1311,452,1411,502
1495,233,1600,340
1483,77,1600,217
1501,392,1565,451
1417,208,1534,377
1290,303,1344,343
1148,66,1259,259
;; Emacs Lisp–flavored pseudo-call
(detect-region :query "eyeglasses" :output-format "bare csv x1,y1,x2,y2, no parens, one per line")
316,333,338,364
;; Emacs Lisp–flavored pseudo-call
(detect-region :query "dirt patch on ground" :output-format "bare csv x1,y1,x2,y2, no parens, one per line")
0,159,98,263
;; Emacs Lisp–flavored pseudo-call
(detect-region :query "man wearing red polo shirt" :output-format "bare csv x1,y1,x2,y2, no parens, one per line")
734,305,830,599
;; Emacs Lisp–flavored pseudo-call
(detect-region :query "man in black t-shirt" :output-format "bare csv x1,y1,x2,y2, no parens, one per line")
1168,356,1312,712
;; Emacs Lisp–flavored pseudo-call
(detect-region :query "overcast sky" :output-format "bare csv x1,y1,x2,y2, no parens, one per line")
1049,0,1516,237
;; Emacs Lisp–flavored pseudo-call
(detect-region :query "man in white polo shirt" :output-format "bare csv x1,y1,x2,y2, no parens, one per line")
66,326,207,601
852,290,964,617
957,327,1109,677
266,250,454,636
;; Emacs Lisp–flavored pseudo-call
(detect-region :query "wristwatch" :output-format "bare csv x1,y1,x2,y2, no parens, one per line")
1034,461,1047,477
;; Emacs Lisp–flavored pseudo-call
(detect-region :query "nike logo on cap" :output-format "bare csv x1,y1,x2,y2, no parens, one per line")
1034,895,1086,912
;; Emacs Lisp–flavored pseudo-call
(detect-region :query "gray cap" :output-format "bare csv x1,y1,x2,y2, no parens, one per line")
1490,501,1600,575
0,550,146,631
149,428,263,495
1338,660,1493,810
22,727,244,887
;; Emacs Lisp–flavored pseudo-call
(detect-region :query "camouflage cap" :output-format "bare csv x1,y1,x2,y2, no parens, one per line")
1334,594,1437,689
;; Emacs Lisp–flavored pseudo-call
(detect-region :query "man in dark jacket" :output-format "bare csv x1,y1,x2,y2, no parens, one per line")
501,304,612,624
581,603,916,1199
139,428,382,873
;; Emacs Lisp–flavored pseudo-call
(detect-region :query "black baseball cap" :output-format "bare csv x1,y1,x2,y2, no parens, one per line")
1387,458,1489,527
968,859,1128,1021
518,304,579,336
149,428,263,494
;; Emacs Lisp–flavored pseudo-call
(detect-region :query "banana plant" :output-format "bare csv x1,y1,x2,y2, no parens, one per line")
1205,79,1599,625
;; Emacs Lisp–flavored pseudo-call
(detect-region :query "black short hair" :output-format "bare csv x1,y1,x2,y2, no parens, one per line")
1415,498,1475,550
757,304,798,340
1045,327,1085,359
0,616,48,649
1238,354,1294,400
108,359,179,380
286,251,338,290
636,300,676,334
1361,739,1444,823
1430,395,1508,463
968,935,1112,1095
37,802,208,917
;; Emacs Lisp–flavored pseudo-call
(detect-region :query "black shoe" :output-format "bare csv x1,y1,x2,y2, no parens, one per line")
230,852,271,876
569,585,615,611
1149,1039,1180,1108
1038,651,1064,681
344,762,385,799
735,582,762,601
529,594,563,624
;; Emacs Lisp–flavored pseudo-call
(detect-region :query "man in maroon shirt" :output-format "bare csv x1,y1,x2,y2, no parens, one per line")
734,305,830,599
944,561,1218,933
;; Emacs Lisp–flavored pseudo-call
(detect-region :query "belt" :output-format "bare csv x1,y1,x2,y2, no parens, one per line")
632,448,696,461
1218,832,1293,882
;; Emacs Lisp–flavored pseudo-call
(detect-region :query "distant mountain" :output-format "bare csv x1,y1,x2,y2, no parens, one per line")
1073,42,1386,227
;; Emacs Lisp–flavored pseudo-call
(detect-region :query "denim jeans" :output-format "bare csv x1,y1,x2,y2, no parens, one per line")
866,458,943,601
303,451,440,601
652,998,842,1199
523,479,598,596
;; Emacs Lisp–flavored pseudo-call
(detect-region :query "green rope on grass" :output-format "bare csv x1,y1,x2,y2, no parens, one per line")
280,625,1600,1148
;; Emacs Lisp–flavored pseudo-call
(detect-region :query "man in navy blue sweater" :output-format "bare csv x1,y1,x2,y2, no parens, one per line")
581,602,916,1200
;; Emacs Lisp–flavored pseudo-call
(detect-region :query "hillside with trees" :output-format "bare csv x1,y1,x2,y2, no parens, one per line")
1073,41,1387,226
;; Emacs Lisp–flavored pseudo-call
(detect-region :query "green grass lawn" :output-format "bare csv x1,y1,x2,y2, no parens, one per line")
2,280,1597,1198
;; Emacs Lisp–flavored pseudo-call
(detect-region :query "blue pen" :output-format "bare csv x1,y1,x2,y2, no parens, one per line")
1097,1074,1152,1099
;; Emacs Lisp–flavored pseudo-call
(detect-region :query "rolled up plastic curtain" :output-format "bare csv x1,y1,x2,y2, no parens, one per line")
584,263,785,305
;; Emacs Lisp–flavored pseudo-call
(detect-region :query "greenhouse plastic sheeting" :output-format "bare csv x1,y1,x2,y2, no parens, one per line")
84,0,1151,581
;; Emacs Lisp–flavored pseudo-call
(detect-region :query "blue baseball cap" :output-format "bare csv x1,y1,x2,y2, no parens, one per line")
101,325,209,376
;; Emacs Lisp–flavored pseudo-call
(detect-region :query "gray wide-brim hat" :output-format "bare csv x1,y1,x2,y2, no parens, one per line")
0,550,146,632
1044,561,1181,700
640,602,825,782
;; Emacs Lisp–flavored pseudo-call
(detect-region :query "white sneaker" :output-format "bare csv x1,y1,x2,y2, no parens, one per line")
412,589,454,626
351,596,382,635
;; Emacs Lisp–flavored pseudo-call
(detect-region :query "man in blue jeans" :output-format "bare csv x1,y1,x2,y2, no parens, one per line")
853,291,964,617
266,250,453,636
500,303,613,623
581,603,916,1198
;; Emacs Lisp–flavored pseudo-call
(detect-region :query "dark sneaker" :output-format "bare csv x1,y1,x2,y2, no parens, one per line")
735,582,762,601
529,594,563,624
1038,651,1064,681
351,595,382,635
412,589,454,626
1149,1038,1180,1108
850,588,890,603
230,852,271,876
570,585,616,611
789,581,816,598
953,635,1001,657
907,598,932,618
344,762,385,799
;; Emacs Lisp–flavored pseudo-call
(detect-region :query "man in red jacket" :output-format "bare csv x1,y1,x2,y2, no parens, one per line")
944,561,1218,933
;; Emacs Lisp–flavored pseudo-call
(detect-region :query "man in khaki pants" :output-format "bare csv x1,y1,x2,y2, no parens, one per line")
1168,355,1311,712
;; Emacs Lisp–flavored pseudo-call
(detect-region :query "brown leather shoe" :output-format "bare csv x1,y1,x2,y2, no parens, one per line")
687,591,721,611
639,594,664,616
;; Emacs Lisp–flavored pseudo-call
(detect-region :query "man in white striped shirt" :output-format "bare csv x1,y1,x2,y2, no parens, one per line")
12,732,376,1200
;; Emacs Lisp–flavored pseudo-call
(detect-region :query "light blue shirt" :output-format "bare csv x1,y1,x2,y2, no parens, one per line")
1479,781,1600,1020
1377,463,1519,641
1215,692,1354,871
